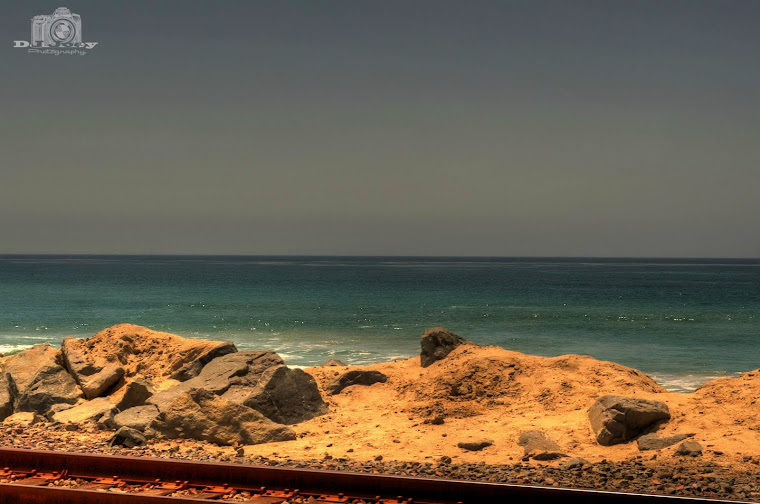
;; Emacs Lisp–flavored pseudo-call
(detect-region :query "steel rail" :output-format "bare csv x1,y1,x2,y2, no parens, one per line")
0,448,751,504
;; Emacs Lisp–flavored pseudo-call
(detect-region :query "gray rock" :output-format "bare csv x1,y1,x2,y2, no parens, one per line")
325,370,388,395
114,405,159,432
51,397,115,424
560,457,590,470
0,372,18,421
150,388,296,446
675,440,703,457
518,430,566,460
115,377,155,410
97,409,117,430
81,365,125,400
226,366,329,424
588,395,671,446
109,426,147,448
321,359,347,367
420,327,464,368
637,432,696,451
457,439,494,451
170,341,238,382
150,352,327,425
61,337,100,384
15,365,81,414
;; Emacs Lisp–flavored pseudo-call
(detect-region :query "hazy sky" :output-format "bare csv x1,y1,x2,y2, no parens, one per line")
2,1,759,256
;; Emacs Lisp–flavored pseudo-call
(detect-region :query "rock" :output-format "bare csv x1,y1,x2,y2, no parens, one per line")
321,359,347,367
150,388,296,446
15,365,81,414
97,409,117,430
114,405,159,432
151,352,328,425
560,457,590,470
325,370,388,395
81,365,125,399
637,432,695,451
51,397,115,424
3,412,44,426
3,344,63,395
61,324,237,388
420,327,464,368
457,439,493,451
518,430,566,460
45,403,74,421
109,426,147,448
225,366,329,424
0,372,17,421
675,440,703,457
588,395,671,446
115,376,156,410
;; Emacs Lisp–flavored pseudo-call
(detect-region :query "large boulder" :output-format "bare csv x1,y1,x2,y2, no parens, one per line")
80,365,124,400
150,352,327,425
113,405,159,432
588,395,671,446
115,376,155,410
420,327,464,368
61,324,237,389
150,389,296,446
3,344,63,395
109,427,147,448
15,365,81,414
325,370,388,395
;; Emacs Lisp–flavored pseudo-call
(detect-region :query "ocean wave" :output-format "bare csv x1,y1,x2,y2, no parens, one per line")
651,372,741,393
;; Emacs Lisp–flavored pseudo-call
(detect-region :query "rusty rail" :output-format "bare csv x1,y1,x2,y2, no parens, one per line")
0,448,750,503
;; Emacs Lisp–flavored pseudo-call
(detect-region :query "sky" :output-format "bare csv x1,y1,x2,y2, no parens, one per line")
1,1,759,257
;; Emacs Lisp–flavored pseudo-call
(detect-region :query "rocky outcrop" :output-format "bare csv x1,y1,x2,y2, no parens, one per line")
150,352,327,425
637,432,695,451
149,389,296,446
457,439,493,451
4,345,64,395
61,324,237,388
588,395,671,446
420,327,464,368
321,359,347,367
15,365,81,414
325,370,388,395
113,405,159,432
518,430,566,460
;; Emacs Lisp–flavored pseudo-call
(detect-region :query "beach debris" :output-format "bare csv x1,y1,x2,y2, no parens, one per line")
636,432,695,451
50,396,114,424
420,327,464,368
675,440,703,457
559,457,590,470
113,404,160,432
518,430,566,460
109,426,147,448
115,376,155,410
325,370,388,395
80,364,124,399
588,395,670,446
457,439,494,451
321,359,347,366
149,388,296,446
15,365,81,415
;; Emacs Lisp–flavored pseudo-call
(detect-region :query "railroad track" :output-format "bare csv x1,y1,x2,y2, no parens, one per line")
0,448,750,504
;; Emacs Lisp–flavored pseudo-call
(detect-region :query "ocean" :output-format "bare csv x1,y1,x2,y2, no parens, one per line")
0,255,757,392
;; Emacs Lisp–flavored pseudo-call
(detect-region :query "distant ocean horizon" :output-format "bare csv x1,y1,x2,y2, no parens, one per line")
1,255,758,393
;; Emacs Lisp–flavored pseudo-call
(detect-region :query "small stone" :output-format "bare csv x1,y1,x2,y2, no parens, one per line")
63,423,79,431
559,457,589,470
439,455,452,464
675,440,703,457
457,439,493,451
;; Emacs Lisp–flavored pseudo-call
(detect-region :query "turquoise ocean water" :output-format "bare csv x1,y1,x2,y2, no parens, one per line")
0,255,757,392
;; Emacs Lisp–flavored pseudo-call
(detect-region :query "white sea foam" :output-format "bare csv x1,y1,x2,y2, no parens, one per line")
651,372,741,393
